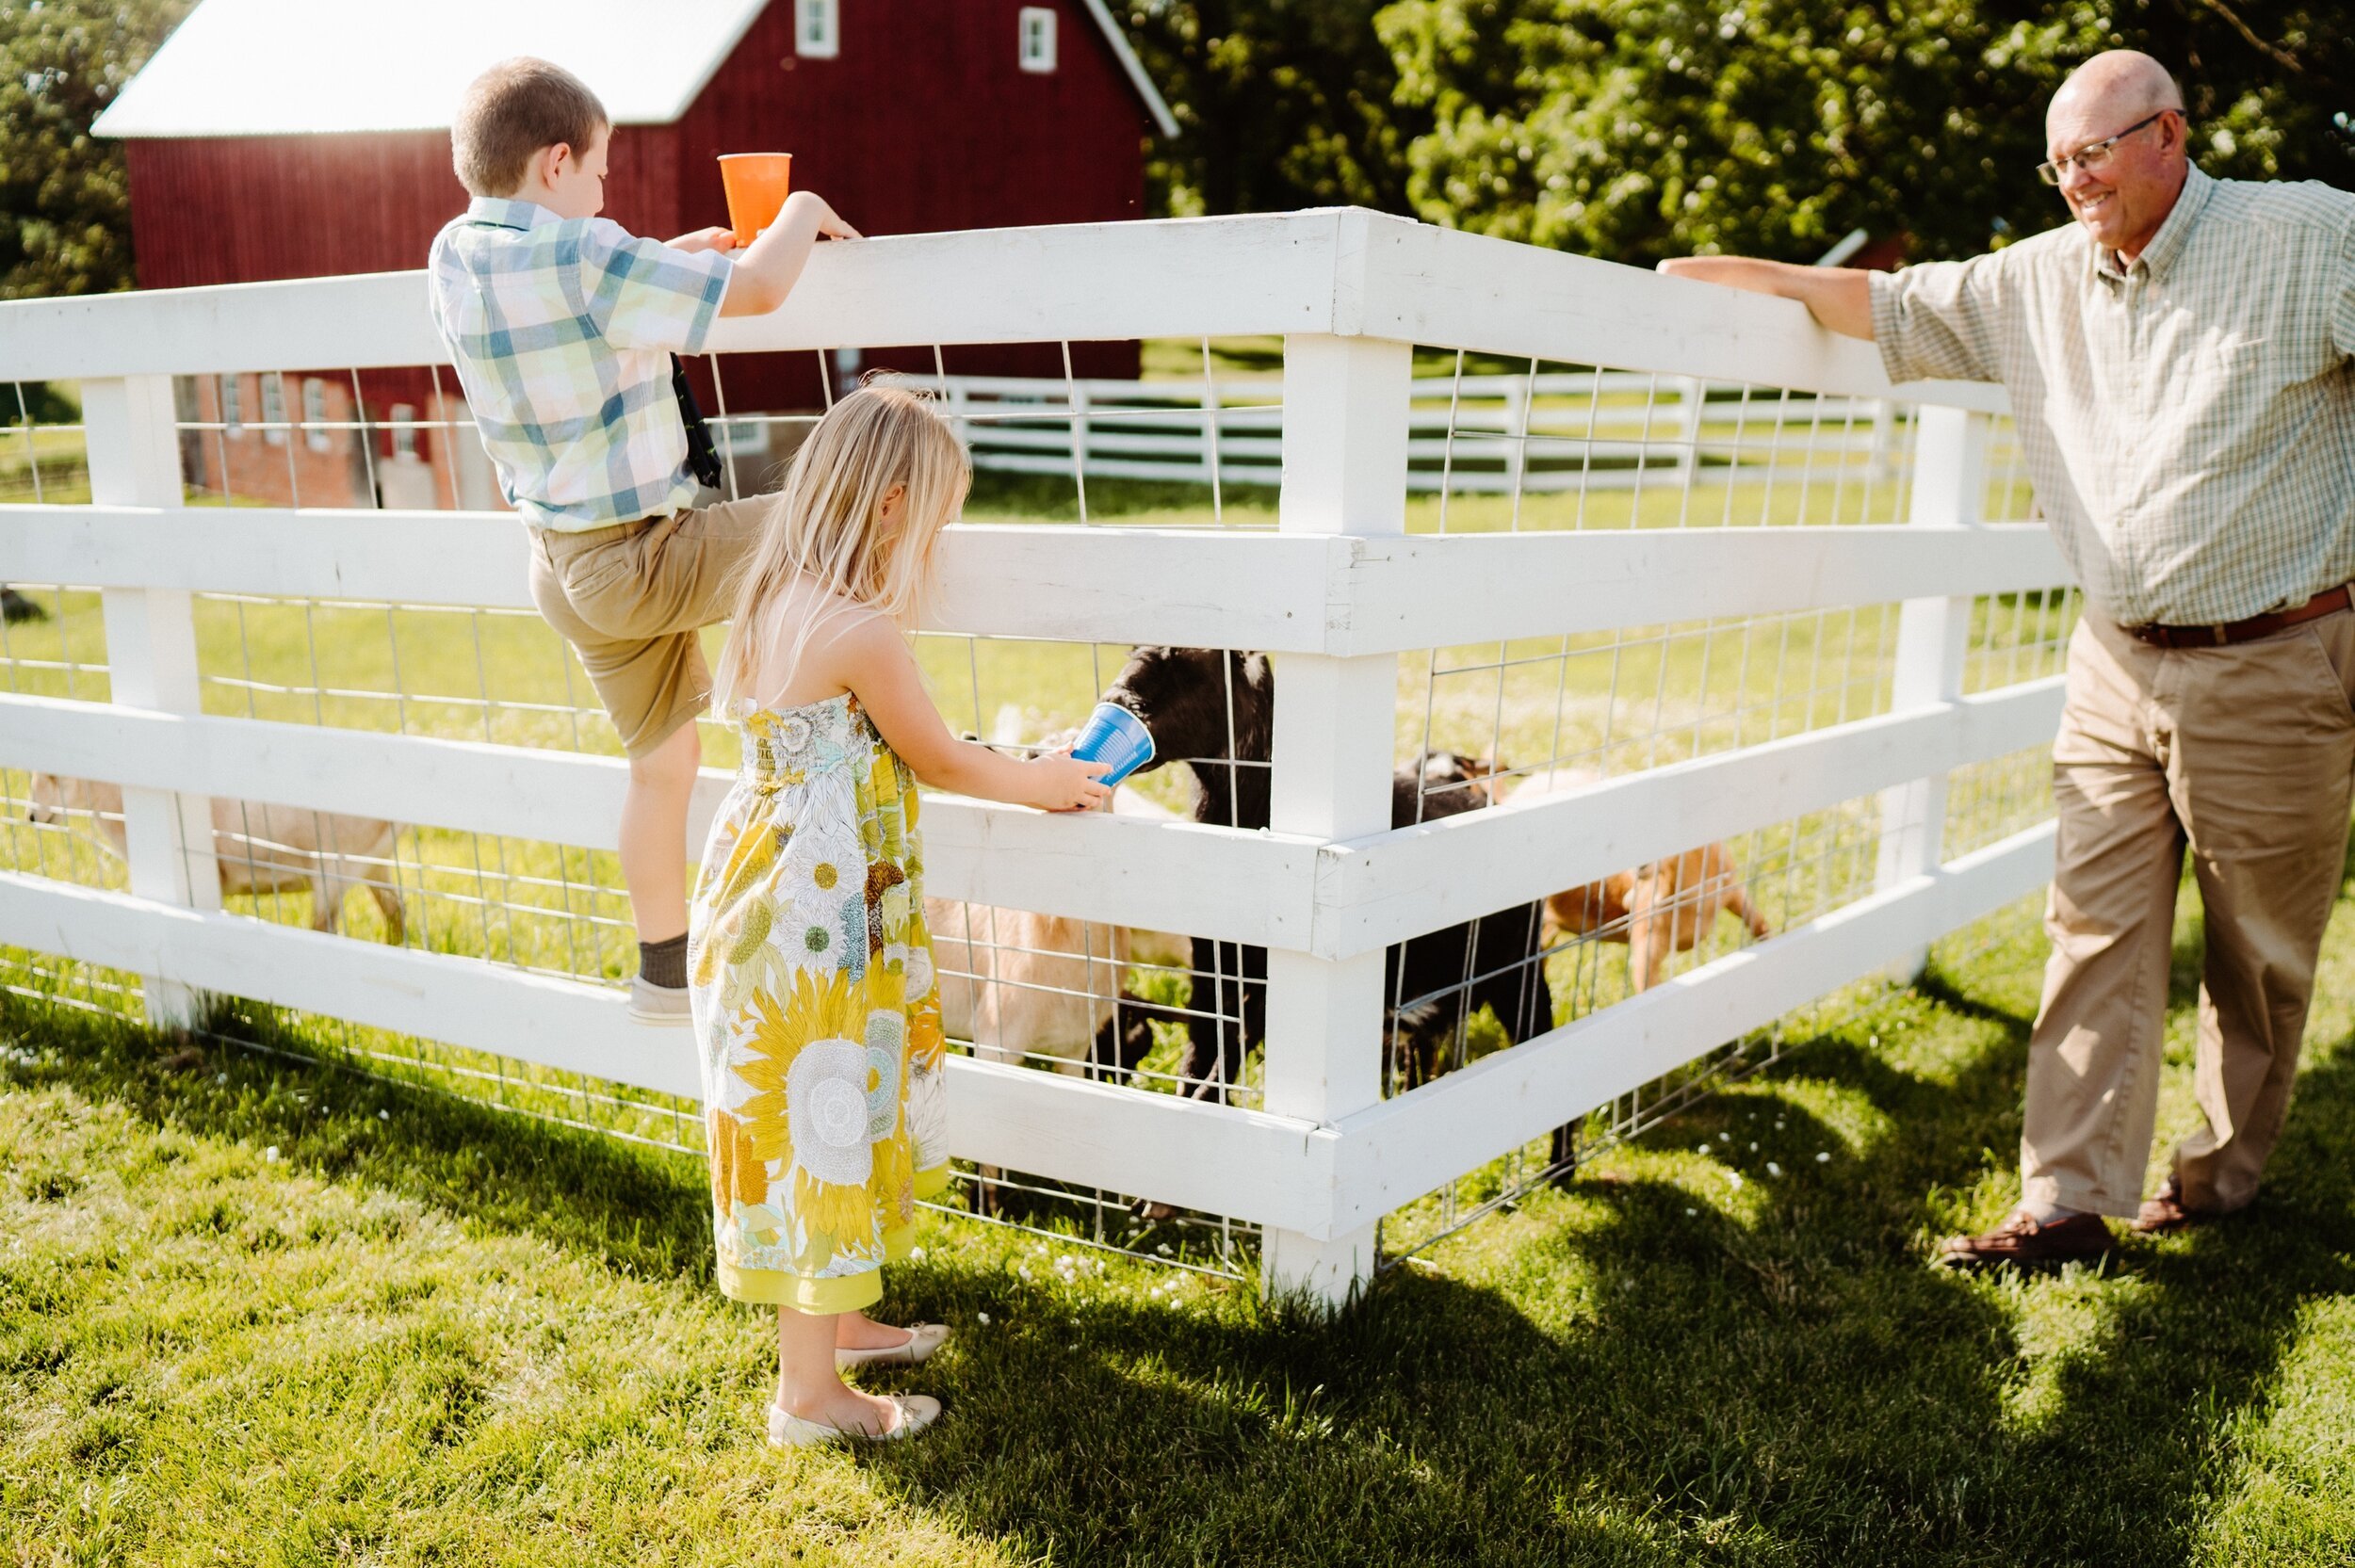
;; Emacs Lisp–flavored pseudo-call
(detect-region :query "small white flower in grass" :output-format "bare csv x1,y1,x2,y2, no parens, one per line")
1718,1132,1730,1143
1748,1141,1758,1151
1869,1034,1880,1048
264,1146,280,1162
910,1246,925,1262
1767,1162,1782,1176
216,1073,228,1085
1695,1143,1710,1155
1155,1244,1173,1257
377,1109,389,1122
1727,1172,1744,1188
1816,1151,1831,1163
1684,1206,1697,1216
1775,1120,1785,1129
976,1311,991,1325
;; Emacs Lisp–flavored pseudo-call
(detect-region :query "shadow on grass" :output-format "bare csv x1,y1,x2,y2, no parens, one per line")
9,945,2355,1565
0,993,721,1285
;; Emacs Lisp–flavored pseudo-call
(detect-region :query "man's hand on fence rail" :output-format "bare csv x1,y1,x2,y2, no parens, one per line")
1657,256,1876,342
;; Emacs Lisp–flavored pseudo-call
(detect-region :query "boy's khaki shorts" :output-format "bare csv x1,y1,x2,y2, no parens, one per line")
525,495,773,757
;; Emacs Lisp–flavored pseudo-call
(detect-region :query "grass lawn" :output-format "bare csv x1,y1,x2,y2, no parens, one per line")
9,861,2355,1566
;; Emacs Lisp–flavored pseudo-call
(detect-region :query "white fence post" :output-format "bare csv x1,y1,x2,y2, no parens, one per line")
946,380,973,454
1866,397,1898,485
84,374,221,1026
1682,376,1712,476
1259,331,1410,1308
1501,377,1529,494
1873,404,1991,979
1200,376,1223,487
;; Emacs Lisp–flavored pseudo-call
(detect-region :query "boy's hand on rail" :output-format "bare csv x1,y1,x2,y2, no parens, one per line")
719,191,862,317
1029,750,1113,814
795,192,862,241
665,226,739,254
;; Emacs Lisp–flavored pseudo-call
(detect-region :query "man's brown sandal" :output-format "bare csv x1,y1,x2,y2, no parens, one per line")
2133,1177,2223,1235
1937,1211,2115,1271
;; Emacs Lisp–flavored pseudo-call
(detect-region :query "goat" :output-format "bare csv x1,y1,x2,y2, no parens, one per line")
1098,646,1552,1100
1474,762,1772,1174
27,773,407,942
1502,768,1771,992
927,788,1192,1081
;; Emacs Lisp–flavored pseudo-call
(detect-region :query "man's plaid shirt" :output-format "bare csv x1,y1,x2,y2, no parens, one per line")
1871,166,2355,627
428,198,732,532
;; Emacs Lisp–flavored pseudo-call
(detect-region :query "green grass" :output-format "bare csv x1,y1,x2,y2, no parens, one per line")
9,861,2355,1565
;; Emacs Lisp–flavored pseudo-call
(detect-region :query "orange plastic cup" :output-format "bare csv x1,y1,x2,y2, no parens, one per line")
719,153,792,246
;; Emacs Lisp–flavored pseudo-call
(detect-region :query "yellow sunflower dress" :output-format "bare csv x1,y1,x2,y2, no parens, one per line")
687,691,950,1314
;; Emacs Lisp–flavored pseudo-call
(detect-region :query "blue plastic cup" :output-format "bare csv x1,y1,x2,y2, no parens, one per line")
1069,702,1156,788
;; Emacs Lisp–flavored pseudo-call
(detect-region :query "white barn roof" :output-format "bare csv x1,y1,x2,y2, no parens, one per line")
93,0,1177,139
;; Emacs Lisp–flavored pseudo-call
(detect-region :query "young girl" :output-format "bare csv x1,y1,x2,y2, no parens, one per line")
689,385,1109,1446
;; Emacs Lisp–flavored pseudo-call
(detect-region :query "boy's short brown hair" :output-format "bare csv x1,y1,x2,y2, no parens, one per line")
451,57,609,198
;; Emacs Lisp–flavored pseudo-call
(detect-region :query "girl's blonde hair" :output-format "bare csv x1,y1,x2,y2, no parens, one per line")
715,384,971,707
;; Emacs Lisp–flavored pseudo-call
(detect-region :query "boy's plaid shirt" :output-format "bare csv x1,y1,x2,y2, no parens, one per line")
428,198,732,531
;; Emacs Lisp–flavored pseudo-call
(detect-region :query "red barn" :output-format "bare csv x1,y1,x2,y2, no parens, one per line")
95,0,1176,509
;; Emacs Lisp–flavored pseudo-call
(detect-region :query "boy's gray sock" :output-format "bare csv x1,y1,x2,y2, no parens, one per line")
639,933,689,990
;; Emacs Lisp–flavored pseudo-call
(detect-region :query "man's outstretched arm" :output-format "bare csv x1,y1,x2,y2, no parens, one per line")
1657,257,1876,341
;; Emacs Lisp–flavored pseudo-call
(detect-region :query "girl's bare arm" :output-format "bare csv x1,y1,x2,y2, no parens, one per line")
831,618,1109,812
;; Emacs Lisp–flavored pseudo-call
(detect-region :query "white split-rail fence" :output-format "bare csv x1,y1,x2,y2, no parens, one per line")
0,208,2066,1305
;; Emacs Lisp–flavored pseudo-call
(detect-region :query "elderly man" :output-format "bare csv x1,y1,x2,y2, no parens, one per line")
1664,51,2355,1269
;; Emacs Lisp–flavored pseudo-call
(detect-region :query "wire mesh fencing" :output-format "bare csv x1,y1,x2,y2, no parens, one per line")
1359,360,2062,1265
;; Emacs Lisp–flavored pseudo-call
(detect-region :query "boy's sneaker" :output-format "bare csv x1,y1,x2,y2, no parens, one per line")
627,977,692,1026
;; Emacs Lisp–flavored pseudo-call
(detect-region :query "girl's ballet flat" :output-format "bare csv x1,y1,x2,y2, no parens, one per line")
767,1393,941,1447
835,1321,950,1369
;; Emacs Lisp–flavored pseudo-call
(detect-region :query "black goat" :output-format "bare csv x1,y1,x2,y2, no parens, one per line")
1098,645,1552,1102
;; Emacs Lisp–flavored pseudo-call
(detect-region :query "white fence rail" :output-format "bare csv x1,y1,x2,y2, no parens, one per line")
0,208,2063,1304
893,370,1908,494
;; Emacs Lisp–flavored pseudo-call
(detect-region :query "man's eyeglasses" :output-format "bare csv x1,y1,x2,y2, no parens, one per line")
2038,111,2174,186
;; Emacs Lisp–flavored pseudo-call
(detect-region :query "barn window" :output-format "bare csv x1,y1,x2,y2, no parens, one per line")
389,404,418,460
1018,8,1056,72
218,374,244,437
301,378,332,452
260,374,287,446
794,0,837,57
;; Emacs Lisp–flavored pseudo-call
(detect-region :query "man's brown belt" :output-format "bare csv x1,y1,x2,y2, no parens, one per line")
2122,585,2354,649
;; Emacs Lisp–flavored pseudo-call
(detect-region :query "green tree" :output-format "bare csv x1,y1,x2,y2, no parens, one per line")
0,0,193,301
1119,0,1427,215
1376,0,2352,266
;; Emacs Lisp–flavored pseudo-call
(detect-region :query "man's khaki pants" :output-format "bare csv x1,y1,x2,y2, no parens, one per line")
2022,606,2355,1218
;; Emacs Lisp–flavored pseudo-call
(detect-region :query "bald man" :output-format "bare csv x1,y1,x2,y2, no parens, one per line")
1665,51,2355,1269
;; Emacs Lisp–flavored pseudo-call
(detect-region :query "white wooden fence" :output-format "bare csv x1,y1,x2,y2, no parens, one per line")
0,208,2063,1305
